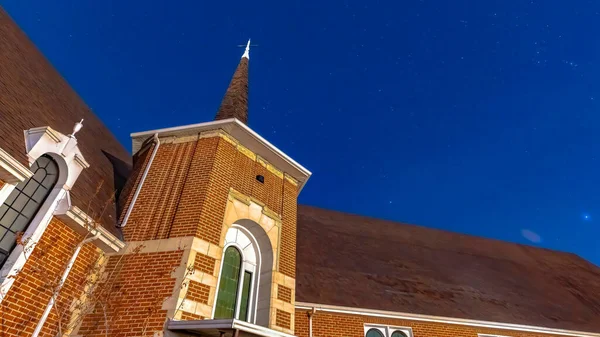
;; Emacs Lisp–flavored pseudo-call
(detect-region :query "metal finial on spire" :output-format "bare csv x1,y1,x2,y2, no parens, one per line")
242,39,251,59
71,119,84,137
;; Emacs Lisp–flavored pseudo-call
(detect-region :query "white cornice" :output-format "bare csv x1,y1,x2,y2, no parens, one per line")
0,147,33,183
295,302,600,337
25,126,62,143
130,118,312,192
54,196,124,253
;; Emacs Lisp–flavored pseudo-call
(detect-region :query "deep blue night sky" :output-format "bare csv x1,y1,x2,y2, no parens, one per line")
2,1,599,265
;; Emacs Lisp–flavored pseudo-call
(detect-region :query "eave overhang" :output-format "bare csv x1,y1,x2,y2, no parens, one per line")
131,118,311,192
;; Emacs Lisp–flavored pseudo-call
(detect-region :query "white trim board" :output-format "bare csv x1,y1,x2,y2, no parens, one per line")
295,302,600,337
130,118,312,193
0,147,33,183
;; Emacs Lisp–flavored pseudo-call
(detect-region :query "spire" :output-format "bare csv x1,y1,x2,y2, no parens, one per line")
242,39,250,59
214,39,250,124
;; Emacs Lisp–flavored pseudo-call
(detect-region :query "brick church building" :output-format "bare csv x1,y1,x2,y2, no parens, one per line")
1,7,599,337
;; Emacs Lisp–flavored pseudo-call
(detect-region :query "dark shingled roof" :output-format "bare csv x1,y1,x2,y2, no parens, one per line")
0,8,131,235
296,204,600,333
214,56,249,124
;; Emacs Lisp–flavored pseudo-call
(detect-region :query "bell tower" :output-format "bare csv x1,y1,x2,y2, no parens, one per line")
79,41,310,337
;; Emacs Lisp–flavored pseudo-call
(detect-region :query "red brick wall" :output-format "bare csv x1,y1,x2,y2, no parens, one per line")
78,250,184,337
276,309,292,329
123,141,198,241
123,134,298,277
187,281,210,304
0,217,101,337
294,310,566,337
0,179,5,189
278,285,292,303
194,253,216,275
280,177,298,278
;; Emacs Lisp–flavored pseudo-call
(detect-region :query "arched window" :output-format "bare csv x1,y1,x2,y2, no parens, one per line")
214,246,243,319
0,155,58,267
391,331,408,337
366,329,385,337
214,226,259,322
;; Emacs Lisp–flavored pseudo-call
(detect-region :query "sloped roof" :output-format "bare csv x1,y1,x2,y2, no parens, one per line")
0,8,131,235
296,205,600,333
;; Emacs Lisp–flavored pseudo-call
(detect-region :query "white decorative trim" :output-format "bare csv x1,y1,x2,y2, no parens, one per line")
130,118,311,193
211,225,261,323
0,183,16,205
24,126,89,189
167,318,296,337
365,324,413,337
0,147,33,183
54,200,125,253
73,153,90,169
0,124,94,303
25,126,62,144
295,302,600,337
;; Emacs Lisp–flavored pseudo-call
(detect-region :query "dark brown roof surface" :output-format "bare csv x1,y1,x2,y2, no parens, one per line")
296,204,600,333
0,8,131,235
214,56,249,124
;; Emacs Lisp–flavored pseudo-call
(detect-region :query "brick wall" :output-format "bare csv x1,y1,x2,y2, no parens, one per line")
187,281,211,305
116,131,300,334
123,140,198,241
124,133,298,278
0,217,101,337
0,179,5,189
78,250,184,337
276,309,292,329
194,253,216,275
280,177,298,278
277,285,292,303
295,310,567,337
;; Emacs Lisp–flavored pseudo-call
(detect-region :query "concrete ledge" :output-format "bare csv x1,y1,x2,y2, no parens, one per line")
167,318,296,337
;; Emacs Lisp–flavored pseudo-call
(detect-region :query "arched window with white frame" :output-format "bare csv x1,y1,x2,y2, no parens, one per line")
214,226,259,322
0,155,58,267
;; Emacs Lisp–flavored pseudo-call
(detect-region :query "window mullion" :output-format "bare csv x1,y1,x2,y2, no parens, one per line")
234,263,245,320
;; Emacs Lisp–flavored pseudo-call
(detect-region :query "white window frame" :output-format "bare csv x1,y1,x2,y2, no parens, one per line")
0,125,90,303
479,334,513,337
212,224,262,323
364,324,413,337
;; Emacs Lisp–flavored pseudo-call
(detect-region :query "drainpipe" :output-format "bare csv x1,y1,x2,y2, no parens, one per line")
308,307,317,337
118,133,160,228
32,232,101,337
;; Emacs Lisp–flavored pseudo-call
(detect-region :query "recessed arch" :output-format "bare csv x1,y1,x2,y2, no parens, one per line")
214,219,274,326
366,328,385,337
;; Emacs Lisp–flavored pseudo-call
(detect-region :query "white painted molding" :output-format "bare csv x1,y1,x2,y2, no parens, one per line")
130,118,311,193
24,126,89,189
365,324,413,337
0,147,33,183
295,302,600,337
54,199,125,253
167,318,296,337
0,125,94,303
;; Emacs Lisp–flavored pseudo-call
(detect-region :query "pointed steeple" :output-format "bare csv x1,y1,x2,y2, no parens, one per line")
214,39,250,124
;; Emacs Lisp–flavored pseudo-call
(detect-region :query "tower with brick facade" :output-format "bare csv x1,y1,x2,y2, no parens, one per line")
78,42,311,337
